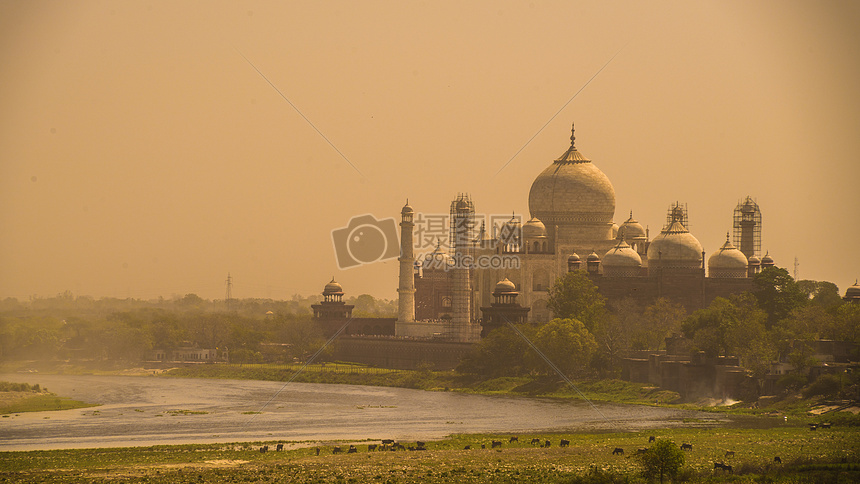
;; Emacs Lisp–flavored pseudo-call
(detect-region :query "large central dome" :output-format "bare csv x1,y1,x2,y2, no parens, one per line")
528,125,616,227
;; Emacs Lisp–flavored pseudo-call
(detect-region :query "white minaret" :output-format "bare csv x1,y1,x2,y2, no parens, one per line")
396,200,415,326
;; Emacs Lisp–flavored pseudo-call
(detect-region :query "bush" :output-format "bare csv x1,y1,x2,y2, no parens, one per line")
775,373,807,394
803,373,842,399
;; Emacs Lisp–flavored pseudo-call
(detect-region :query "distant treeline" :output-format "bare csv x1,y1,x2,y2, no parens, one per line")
0,292,396,364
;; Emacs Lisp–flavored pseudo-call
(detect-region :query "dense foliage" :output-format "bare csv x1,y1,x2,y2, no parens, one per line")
0,292,395,365
461,268,859,401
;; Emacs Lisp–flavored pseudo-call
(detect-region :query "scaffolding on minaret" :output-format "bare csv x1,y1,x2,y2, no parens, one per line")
733,196,761,259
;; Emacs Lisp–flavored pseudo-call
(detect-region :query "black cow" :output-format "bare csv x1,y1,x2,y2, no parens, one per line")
381,439,395,445
332,446,342,454
464,445,471,450
276,443,284,451
680,443,693,451
714,462,733,473
509,436,519,443
259,445,268,453
491,440,502,448
543,440,551,448
774,456,782,464
560,439,570,447
347,445,357,454
315,447,320,456
416,441,426,448
612,448,624,455
648,436,656,443
530,438,542,446
368,444,378,451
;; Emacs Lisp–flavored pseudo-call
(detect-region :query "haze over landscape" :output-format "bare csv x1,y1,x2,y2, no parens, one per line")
2,1,858,302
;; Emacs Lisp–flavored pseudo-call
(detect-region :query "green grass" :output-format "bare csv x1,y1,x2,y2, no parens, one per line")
0,393,97,415
0,427,857,483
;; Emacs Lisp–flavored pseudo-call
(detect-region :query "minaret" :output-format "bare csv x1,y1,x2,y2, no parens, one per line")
449,194,481,342
396,200,415,325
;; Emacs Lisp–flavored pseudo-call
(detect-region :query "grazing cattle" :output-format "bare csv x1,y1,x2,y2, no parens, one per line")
714,462,725,471
531,438,542,446
680,443,693,451
543,440,551,448
649,436,656,443
259,445,268,453
417,441,426,448
481,444,486,449
636,448,648,455
509,436,519,443
821,422,831,429
276,443,284,451
381,439,395,445
394,443,406,451
612,448,624,456
714,462,733,473
464,445,471,450
774,456,782,464
491,440,502,449
560,439,570,447
809,423,818,431
315,447,320,456
368,444,377,451
332,446,342,454
347,445,357,454
724,465,733,473
725,450,734,458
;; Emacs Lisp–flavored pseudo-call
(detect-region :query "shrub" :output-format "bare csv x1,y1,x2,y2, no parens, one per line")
635,439,685,483
802,373,842,399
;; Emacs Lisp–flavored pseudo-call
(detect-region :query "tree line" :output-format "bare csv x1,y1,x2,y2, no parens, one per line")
0,292,396,365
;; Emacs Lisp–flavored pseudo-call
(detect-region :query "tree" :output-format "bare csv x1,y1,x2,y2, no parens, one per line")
636,298,686,351
636,439,685,483
754,267,808,329
682,294,773,377
457,324,533,377
528,318,597,376
546,271,607,331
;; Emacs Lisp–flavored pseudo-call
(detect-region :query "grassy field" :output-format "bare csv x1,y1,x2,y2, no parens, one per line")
0,427,857,483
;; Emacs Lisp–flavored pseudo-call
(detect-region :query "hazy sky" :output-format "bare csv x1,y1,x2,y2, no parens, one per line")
2,1,859,301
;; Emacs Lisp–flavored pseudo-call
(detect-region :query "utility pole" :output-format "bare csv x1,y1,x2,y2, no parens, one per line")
225,273,233,310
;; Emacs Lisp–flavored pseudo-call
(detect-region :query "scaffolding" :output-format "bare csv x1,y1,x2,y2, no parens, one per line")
733,196,761,259
665,201,690,230
449,193,476,255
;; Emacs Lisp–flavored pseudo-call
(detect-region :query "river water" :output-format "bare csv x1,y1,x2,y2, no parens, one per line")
0,374,728,451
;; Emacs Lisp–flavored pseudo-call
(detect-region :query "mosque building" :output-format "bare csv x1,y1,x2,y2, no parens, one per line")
395,124,768,342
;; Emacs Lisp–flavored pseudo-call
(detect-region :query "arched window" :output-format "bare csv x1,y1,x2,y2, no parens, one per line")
441,296,452,308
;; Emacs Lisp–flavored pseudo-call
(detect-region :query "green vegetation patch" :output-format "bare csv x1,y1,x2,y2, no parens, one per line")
0,427,857,483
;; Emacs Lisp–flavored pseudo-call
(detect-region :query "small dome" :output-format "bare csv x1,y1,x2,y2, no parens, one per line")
587,250,600,262
646,220,703,268
761,252,774,265
845,280,860,300
522,217,547,238
568,253,581,262
620,211,647,240
493,278,517,294
708,235,748,278
603,240,642,268
423,243,451,269
323,278,343,294
401,200,414,215
748,255,761,265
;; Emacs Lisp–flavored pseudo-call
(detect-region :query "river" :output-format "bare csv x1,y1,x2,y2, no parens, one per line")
0,374,728,451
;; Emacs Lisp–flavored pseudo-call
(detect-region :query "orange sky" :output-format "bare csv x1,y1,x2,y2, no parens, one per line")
1,1,858,301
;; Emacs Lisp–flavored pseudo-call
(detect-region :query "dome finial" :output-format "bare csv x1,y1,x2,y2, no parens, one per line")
570,123,576,149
